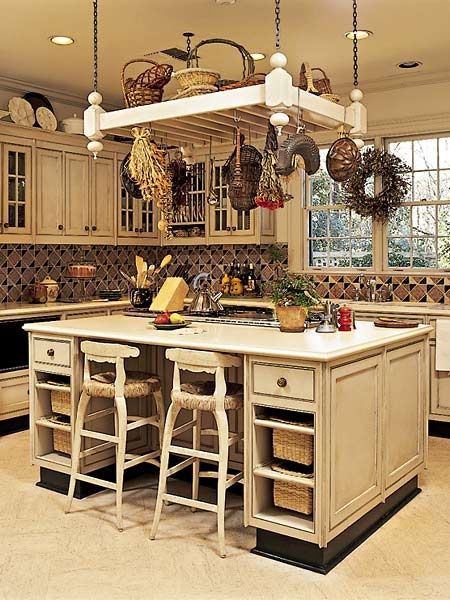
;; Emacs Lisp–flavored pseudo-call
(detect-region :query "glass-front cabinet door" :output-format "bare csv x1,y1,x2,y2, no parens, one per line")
2,144,32,235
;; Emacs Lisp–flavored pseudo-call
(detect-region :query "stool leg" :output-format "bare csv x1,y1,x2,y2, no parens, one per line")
150,402,180,540
115,396,128,532
153,388,165,450
66,389,91,513
215,409,229,558
191,409,201,510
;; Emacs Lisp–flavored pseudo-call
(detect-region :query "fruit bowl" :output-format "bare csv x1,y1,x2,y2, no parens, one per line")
152,322,188,331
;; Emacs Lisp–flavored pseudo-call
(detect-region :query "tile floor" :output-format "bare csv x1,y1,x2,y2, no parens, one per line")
1,431,450,600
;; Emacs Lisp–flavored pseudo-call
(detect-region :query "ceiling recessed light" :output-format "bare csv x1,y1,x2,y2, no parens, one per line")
250,53,266,61
50,36,75,46
345,30,373,40
215,0,236,4
397,60,423,69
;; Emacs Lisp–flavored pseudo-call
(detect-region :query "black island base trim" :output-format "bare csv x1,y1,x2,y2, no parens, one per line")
252,476,419,574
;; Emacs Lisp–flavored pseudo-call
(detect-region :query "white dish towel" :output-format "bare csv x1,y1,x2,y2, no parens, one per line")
435,319,450,371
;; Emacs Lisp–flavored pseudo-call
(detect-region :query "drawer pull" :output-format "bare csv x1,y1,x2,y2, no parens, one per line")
47,348,55,357
277,377,287,388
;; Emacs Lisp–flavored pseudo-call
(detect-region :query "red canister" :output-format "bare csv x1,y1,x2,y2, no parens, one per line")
338,305,352,331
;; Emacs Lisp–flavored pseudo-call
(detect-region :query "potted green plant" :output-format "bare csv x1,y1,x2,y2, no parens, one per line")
272,273,322,333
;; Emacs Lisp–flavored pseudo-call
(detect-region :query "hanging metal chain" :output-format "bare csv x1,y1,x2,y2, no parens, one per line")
275,0,281,50
352,0,359,87
93,0,98,91
183,32,194,66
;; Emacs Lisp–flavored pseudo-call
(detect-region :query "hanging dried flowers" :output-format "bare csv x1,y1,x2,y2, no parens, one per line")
255,124,285,210
129,127,173,237
342,148,410,221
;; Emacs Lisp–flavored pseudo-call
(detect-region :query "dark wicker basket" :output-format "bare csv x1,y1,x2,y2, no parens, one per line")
224,141,262,211
122,58,173,108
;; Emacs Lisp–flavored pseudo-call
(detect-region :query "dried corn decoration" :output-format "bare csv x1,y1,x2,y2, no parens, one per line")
255,124,285,210
129,127,173,237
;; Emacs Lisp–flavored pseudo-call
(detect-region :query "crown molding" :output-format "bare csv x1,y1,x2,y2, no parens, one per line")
334,68,450,97
0,75,119,112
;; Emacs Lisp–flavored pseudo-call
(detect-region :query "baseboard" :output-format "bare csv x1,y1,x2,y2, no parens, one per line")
429,420,450,438
0,415,29,436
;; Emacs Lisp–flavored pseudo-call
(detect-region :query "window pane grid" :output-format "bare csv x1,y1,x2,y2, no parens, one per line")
387,135,450,269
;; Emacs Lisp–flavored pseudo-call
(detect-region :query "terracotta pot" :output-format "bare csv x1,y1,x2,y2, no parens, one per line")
276,305,308,333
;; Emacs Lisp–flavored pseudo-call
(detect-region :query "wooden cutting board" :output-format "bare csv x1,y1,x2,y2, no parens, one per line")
374,318,419,328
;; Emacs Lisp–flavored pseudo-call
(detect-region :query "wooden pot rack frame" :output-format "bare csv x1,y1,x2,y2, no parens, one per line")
84,54,367,151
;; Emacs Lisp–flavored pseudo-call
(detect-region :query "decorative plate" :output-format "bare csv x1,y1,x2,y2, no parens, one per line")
23,92,54,114
8,97,35,126
151,322,188,330
36,106,57,131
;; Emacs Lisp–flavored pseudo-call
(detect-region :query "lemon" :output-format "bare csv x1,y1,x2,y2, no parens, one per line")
169,313,185,324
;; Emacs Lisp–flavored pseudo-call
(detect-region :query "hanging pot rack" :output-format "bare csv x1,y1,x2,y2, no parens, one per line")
85,0,367,155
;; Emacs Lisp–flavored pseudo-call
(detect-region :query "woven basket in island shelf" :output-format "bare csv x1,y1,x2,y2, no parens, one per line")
299,62,340,104
272,462,314,515
121,58,173,108
272,418,314,466
50,388,71,416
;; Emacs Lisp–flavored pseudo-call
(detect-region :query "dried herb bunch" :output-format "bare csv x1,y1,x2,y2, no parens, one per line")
342,148,410,221
255,124,285,210
129,127,173,237
271,273,321,308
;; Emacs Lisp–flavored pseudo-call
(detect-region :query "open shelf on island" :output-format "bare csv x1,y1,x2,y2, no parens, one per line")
254,418,314,436
254,464,315,488
36,416,71,431
36,451,71,467
254,506,314,534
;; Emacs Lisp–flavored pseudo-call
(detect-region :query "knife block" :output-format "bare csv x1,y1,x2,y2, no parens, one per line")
150,277,189,313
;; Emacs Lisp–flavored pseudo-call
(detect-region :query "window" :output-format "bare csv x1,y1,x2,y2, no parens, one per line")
306,148,373,268
387,136,450,269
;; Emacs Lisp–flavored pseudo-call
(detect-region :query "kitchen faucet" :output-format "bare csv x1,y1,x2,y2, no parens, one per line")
357,274,392,302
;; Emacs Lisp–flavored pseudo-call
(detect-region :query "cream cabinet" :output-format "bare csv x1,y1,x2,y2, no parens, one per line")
430,343,450,417
36,147,115,243
0,370,29,422
0,142,32,240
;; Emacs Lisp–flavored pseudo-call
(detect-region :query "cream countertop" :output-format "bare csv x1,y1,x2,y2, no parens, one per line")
0,299,130,318
24,315,432,362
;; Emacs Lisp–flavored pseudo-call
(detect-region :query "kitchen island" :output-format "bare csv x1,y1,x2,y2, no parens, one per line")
24,315,431,573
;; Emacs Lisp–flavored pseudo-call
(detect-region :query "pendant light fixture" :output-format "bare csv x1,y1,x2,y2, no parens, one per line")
86,0,104,159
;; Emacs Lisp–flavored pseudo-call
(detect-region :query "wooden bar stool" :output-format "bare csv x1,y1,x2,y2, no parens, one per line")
66,340,165,531
150,348,243,558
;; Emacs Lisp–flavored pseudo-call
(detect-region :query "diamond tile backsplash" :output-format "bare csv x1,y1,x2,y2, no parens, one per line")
0,244,286,303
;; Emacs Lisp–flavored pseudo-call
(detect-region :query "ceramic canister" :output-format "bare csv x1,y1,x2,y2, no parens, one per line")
40,276,59,302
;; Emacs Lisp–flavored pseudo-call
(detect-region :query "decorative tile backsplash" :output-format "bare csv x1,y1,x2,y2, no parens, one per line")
0,243,286,303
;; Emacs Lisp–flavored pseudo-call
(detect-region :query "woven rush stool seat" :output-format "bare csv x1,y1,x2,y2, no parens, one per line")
175,381,243,411
150,348,244,558
86,371,161,399
66,341,165,531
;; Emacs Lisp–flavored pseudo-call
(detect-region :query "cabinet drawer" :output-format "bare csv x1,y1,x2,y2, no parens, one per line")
33,338,71,367
0,371,29,420
252,362,314,401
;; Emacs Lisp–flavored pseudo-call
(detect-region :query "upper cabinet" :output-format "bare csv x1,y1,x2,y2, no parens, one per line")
0,142,32,240
91,156,115,239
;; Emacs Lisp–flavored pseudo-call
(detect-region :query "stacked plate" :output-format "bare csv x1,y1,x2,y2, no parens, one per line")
98,289,122,301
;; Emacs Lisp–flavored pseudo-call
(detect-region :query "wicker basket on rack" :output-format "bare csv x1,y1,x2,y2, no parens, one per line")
272,462,314,515
51,388,71,416
53,426,71,455
223,133,263,211
299,62,340,104
122,58,173,108
273,425,314,465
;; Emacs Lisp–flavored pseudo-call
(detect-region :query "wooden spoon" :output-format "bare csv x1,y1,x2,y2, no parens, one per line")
154,254,172,275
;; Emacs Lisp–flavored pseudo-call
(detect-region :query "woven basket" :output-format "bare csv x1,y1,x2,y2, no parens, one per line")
122,58,173,108
53,426,71,455
274,480,313,515
224,137,262,211
173,68,220,90
51,388,71,416
273,428,314,465
299,63,340,103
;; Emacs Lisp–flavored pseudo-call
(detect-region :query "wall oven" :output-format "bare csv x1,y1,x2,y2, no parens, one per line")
0,316,58,373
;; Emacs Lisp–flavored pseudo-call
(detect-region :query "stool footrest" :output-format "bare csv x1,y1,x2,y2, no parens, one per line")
197,470,243,489
126,416,159,432
168,445,219,462
84,407,116,423
79,441,115,458
162,493,218,513
71,473,117,491
123,449,161,470
167,457,195,477
172,419,196,438
80,429,119,443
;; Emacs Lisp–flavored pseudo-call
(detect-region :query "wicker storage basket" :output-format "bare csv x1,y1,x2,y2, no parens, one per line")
273,428,314,465
274,480,313,515
51,388,71,416
224,137,262,211
299,62,340,104
53,426,71,455
122,58,173,108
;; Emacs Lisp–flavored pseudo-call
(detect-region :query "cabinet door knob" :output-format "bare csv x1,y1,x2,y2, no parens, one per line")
226,226,231,231
58,224,63,231
134,227,139,232
84,225,89,231
92,225,97,232
47,348,55,357
3,222,9,228
231,226,237,231
277,377,287,388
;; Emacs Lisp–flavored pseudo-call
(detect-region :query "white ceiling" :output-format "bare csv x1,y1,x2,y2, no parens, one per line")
1,0,449,106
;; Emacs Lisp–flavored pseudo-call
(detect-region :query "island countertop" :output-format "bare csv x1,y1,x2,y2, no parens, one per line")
24,314,432,362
